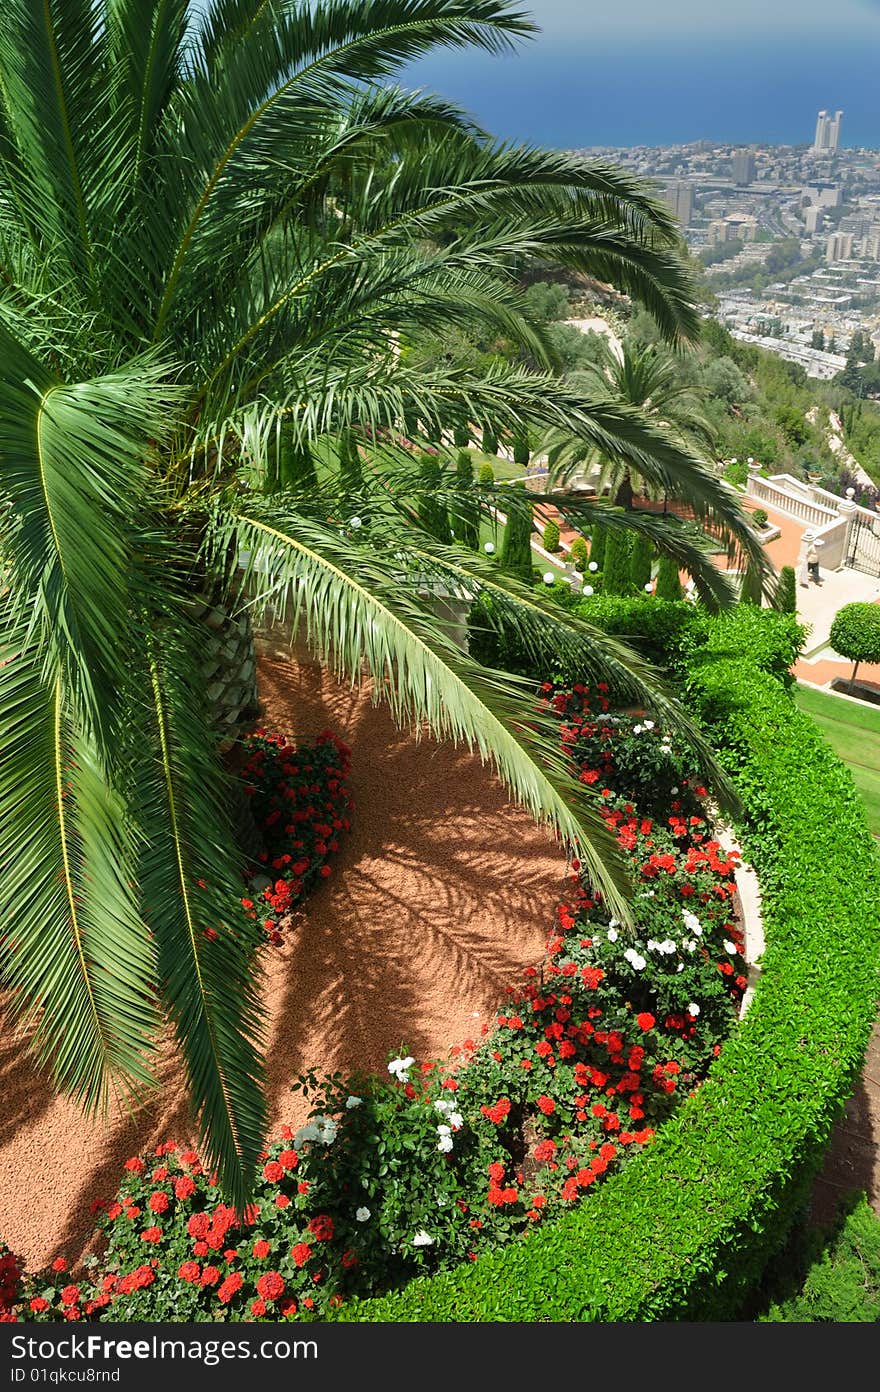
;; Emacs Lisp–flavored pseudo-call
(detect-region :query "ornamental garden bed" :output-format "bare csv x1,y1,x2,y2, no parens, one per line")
3,678,749,1321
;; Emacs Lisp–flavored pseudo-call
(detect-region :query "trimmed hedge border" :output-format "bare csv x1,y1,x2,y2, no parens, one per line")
338,657,880,1321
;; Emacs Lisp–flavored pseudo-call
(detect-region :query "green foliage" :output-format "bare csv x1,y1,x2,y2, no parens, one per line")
452,418,471,449
655,554,683,602
454,452,480,550
522,280,570,324
511,428,531,467
588,524,607,571
569,536,589,572
601,529,633,596
339,622,880,1321
776,566,796,615
481,426,499,457
629,533,654,591
499,483,534,585
417,454,452,544
683,605,806,687
573,595,697,671
477,461,495,486
830,602,880,689
752,508,768,528
542,519,560,553
338,429,363,491
758,1195,880,1322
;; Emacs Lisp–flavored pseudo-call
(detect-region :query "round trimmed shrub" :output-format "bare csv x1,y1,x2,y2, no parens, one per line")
542,519,561,553
477,461,495,486
569,536,588,573
829,602,880,691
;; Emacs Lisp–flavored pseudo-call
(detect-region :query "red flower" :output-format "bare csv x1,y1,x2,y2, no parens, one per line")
148,1191,170,1214
29,1298,49,1314
534,1139,557,1163
61,1286,80,1306
291,1243,313,1268
253,1239,270,1259
178,1261,200,1283
51,1259,67,1273
487,1161,505,1183
199,1266,221,1287
263,1160,284,1184
174,1176,196,1201
141,1226,162,1244
636,1012,656,1032
341,1249,358,1270
124,1157,145,1175
308,1214,334,1242
480,1098,511,1125
250,1298,267,1318
278,1148,298,1171
256,1272,284,1302
218,1272,243,1304
536,1095,555,1115
275,1194,290,1209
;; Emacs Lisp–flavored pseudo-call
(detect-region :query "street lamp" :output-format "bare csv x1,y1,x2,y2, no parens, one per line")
484,541,495,555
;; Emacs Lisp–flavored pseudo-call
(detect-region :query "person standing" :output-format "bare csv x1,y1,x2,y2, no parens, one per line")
806,539,820,584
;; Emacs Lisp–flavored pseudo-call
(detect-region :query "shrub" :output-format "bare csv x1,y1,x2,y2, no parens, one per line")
629,534,654,592
542,519,561,553
776,565,797,615
759,1195,880,1322
477,461,495,486
572,595,697,673
588,524,607,572
417,454,452,543
454,452,480,549
654,555,683,603
499,483,535,585
569,536,588,572
829,601,880,691
682,605,806,688
600,529,632,596
337,648,880,1320
752,508,768,529
452,418,471,449
481,426,498,456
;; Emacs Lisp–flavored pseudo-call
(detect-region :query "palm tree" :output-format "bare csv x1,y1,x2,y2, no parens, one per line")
0,0,771,1204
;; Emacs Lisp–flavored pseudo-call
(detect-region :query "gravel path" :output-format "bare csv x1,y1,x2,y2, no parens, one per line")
0,645,567,1271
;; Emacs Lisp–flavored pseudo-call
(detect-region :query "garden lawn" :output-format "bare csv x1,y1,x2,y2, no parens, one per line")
794,684,880,839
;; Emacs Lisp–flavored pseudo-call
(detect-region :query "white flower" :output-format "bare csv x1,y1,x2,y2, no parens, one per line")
676,962,684,973
355,1207,371,1222
437,1123,452,1137
633,723,643,735
437,1134,454,1153
434,1098,452,1115
643,720,655,731
660,938,677,955
682,909,702,936
607,927,618,943
436,1193,450,1207
624,948,646,972
647,939,659,953
346,1095,363,1109
412,1231,434,1247
313,1115,339,1145
687,1002,700,1017
388,1055,415,1083
448,1112,464,1130
724,940,737,955
293,1122,319,1149
608,918,620,929
683,938,697,954
670,786,679,795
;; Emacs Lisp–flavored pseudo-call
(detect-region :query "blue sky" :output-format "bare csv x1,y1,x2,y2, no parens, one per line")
406,0,880,148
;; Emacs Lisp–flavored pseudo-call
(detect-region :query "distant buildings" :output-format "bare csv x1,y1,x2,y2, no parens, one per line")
707,213,758,246
732,149,756,185
804,205,824,235
813,110,843,153
826,231,854,262
662,179,694,227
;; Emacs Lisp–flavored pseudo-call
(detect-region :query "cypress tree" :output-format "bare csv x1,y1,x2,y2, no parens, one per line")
776,565,797,614
481,425,499,456
542,518,560,552
655,554,683,602
629,533,654,591
500,482,535,584
417,454,451,543
739,561,763,606
589,524,607,571
601,529,633,595
477,461,495,485
279,430,317,488
453,417,471,449
454,451,480,549
512,427,531,467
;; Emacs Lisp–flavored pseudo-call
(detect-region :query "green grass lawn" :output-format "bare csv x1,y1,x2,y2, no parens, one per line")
794,684,880,839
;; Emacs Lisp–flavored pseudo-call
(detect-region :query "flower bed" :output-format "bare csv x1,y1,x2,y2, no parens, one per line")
239,728,353,944
2,695,747,1322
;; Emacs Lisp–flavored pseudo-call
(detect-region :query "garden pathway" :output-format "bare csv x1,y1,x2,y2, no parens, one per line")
0,642,568,1271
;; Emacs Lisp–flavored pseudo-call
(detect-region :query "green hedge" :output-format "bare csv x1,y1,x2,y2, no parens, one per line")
339,649,880,1320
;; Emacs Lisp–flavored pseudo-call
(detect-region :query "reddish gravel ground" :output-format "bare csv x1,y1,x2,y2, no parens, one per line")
0,642,567,1273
